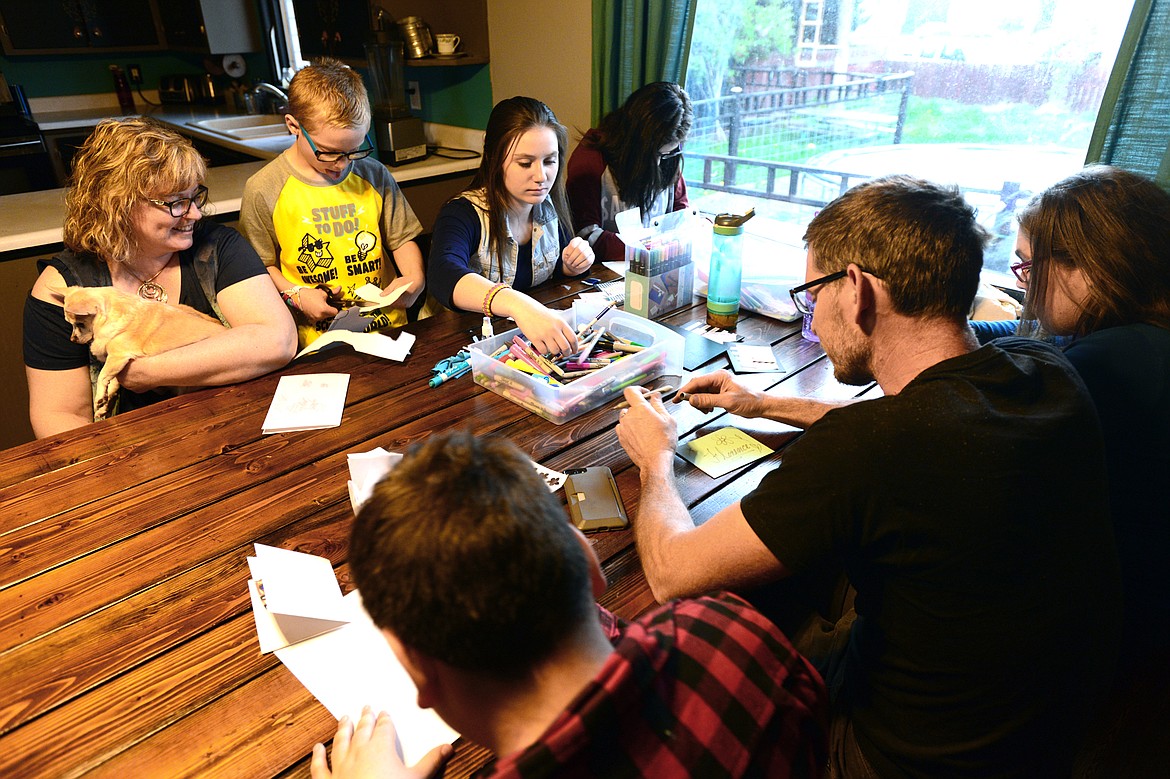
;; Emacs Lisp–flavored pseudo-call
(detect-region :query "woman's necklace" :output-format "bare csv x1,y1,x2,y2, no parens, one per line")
123,259,170,303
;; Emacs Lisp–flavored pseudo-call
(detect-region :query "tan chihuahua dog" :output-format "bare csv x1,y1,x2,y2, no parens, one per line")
60,286,226,420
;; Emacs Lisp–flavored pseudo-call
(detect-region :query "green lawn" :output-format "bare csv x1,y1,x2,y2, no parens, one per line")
901,98,1098,147
688,96,1098,163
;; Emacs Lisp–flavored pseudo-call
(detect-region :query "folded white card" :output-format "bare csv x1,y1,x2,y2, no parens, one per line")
274,590,459,765
262,373,350,434
247,544,350,653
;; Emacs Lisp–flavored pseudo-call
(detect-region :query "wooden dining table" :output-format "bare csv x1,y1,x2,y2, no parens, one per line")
0,265,871,778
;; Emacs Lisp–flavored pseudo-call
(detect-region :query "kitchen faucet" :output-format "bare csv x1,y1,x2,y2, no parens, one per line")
247,82,289,115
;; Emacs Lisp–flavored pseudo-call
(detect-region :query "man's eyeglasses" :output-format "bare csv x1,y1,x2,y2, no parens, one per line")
1010,259,1032,283
789,270,848,316
147,185,209,218
299,124,375,163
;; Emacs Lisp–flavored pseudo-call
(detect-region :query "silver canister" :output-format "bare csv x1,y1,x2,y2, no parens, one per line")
397,16,434,59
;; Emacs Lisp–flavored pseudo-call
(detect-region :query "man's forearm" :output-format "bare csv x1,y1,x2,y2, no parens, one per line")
760,396,852,429
633,459,699,602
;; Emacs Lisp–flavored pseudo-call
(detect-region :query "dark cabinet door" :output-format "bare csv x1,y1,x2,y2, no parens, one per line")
0,0,160,53
292,0,370,63
0,0,90,51
84,0,162,48
155,0,207,49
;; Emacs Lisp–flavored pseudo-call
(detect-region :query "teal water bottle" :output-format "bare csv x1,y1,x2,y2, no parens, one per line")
706,209,754,329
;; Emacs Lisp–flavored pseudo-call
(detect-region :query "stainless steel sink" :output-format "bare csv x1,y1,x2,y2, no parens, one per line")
189,115,290,141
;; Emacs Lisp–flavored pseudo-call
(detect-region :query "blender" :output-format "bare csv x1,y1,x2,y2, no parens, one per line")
364,11,427,166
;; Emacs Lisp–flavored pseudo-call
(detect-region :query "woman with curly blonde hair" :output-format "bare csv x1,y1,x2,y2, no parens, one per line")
23,117,296,438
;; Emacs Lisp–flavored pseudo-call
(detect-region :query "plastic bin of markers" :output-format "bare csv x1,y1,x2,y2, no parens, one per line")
469,302,685,425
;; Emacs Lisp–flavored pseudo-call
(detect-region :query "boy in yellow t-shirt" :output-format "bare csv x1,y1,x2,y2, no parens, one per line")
240,58,427,347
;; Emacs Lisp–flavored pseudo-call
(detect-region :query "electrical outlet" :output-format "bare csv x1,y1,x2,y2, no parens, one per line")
127,64,143,85
408,81,421,112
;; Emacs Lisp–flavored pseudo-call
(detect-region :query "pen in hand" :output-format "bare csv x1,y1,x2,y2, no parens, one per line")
615,385,675,410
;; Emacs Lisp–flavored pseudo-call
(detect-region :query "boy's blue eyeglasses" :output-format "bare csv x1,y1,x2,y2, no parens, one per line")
298,123,375,163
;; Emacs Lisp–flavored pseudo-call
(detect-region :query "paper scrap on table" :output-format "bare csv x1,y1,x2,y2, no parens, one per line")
296,330,416,362
602,261,626,278
347,447,404,514
678,427,774,478
247,544,350,653
275,589,459,765
577,291,613,309
682,319,743,344
353,283,409,312
346,446,566,515
727,342,786,374
533,461,568,492
262,373,350,434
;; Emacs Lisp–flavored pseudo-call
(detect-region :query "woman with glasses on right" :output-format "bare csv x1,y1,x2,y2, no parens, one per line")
567,82,693,261
999,165,1170,675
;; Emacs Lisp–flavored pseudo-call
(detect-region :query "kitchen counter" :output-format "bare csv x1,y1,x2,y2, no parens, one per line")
2,104,483,256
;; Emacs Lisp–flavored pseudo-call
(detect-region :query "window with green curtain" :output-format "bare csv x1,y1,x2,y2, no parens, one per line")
1087,0,1170,187
590,0,698,124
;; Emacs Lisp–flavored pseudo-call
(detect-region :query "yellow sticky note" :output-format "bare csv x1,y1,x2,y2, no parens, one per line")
679,427,774,478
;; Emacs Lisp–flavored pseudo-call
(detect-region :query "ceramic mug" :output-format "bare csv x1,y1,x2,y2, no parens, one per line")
435,34,461,55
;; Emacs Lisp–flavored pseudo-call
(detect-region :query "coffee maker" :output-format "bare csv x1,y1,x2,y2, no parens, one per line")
365,11,427,166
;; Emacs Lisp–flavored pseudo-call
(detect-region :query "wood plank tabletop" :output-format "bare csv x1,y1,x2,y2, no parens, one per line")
0,266,869,778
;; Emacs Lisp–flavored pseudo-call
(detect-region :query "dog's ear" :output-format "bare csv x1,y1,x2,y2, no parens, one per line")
47,284,71,306
63,288,101,317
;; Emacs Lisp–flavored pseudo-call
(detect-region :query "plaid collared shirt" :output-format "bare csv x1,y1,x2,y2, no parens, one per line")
478,591,828,778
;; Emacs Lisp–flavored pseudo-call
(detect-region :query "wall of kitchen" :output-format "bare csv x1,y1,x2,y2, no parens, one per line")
1,0,592,134
486,0,591,142
0,52,269,97
0,0,595,451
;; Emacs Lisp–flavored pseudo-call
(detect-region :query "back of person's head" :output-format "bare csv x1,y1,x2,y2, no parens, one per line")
594,81,693,216
803,174,987,320
470,96,571,264
287,57,371,132
1018,164,1170,335
349,431,595,677
63,117,207,263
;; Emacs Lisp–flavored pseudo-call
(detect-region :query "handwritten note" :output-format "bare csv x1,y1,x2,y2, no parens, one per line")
678,427,773,478
261,373,350,434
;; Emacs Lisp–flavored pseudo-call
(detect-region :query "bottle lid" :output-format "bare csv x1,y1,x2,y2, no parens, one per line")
713,223,744,236
714,206,756,228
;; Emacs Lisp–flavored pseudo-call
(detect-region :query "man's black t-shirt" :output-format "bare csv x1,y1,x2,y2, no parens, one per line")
742,338,1121,779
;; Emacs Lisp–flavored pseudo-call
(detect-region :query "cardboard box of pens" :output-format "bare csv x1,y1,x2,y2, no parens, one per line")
469,302,684,425
623,208,700,320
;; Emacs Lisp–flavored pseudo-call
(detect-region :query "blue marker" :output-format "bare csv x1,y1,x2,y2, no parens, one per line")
429,360,471,387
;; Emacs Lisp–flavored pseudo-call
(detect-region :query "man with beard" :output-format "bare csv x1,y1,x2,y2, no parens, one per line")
615,175,1121,779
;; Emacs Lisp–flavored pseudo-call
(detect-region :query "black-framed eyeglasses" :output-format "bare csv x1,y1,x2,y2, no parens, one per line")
658,145,683,163
146,185,209,218
299,123,375,163
789,270,847,316
1010,259,1032,283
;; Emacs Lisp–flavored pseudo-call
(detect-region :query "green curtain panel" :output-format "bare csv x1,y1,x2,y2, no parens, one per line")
1087,0,1170,187
591,0,698,124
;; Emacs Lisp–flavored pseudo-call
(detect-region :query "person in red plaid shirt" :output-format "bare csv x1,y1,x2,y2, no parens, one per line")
312,430,827,778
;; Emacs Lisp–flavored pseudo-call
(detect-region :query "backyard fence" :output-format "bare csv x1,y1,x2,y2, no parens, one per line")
686,68,914,195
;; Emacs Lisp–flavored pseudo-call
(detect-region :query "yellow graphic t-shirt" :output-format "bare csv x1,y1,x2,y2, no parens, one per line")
240,154,422,347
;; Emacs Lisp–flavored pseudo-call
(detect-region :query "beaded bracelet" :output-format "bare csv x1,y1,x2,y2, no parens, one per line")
482,282,508,317
280,285,304,311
